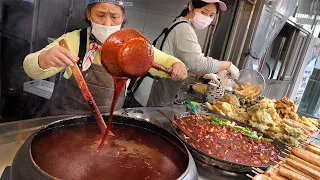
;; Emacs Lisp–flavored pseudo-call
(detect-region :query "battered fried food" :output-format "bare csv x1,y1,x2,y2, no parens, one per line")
192,83,207,94
275,97,319,137
234,83,262,99
214,102,234,118
204,102,226,116
221,94,240,108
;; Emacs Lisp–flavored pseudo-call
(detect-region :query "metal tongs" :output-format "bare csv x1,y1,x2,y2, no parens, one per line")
157,110,199,141
227,73,244,90
185,100,201,123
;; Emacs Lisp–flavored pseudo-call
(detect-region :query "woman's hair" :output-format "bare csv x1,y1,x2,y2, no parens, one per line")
84,3,126,26
177,0,218,18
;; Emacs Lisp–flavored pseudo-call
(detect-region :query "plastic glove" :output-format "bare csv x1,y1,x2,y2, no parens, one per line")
203,73,220,84
227,64,239,79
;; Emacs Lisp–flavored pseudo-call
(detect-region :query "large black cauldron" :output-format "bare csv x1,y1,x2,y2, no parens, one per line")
8,115,198,180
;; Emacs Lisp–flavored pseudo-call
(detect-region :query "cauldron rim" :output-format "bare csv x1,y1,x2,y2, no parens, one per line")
20,114,195,180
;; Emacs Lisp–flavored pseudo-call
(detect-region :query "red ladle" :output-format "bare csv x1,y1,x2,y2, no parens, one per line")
101,28,172,78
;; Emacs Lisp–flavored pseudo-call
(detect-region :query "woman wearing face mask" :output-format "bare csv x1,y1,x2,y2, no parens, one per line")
23,0,187,116
130,0,239,108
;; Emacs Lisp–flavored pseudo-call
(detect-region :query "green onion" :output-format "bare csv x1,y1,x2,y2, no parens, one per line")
261,137,272,142
208,116,270,143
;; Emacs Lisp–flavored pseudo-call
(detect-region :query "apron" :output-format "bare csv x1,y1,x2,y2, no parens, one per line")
146,76,184,106
49,29,125,116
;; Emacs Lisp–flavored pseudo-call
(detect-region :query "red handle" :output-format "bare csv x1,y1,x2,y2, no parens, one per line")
59,39,108,134
152,62,172,76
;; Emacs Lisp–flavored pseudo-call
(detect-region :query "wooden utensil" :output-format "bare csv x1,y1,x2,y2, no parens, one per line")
59,39,108,134
157,109,199,141
101,28,172,78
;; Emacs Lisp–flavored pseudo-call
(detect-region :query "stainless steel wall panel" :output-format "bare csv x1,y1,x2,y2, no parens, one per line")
63,0,87,32
35,0,87,51
142,32,157,43
0,33,31,94
262,80,292,99
147,0,187,17
208,0,237,60
125,9,147,32
126,0,149,12
1,0,35,41
224,1,254,65
143,12,174,36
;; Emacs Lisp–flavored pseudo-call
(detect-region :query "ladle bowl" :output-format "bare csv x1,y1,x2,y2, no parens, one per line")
101,28,171,78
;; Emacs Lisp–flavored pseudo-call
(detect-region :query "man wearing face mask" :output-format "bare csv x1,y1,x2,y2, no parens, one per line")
23,0,188,116
130,0,239,107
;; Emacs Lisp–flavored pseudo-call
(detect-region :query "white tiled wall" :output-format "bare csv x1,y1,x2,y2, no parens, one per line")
124,0,208,47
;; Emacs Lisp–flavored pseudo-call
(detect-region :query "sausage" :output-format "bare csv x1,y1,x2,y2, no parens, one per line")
303,127,315,135
285,158,320,179
252,174,272,180
282,163,316,180
268,173,289,180
288,154,320,172
307,145,320,156
301,127,312,137
263,171,288,180
291,147,320,167
310,143,320,148
286,159,320,179
274,169,291,180
279,167,313,180
300,123,316,134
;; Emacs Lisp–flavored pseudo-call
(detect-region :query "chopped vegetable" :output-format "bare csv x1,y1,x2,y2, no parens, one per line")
208,116,271,142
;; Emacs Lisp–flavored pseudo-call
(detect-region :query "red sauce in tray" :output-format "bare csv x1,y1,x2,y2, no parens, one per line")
176,115,279,166
31,125,188,180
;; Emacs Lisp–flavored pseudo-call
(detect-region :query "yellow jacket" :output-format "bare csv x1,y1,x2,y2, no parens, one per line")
23,29,181,80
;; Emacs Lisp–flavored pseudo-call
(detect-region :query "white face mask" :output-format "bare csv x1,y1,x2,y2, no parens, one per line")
91,22,121,43
191,12,213,30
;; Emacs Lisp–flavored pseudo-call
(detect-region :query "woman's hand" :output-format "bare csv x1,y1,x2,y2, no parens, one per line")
170,62,188,81
38,45,79,69
203,73,220,84
227,63,239,79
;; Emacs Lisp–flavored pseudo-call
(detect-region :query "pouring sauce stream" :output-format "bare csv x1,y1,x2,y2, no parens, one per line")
99,77,127,149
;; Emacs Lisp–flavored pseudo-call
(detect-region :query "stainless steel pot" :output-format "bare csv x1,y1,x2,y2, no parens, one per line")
7,114,198,180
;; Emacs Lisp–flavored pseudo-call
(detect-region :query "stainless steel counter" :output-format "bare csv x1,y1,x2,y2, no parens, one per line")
0,115,73,176
1,105,320,179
